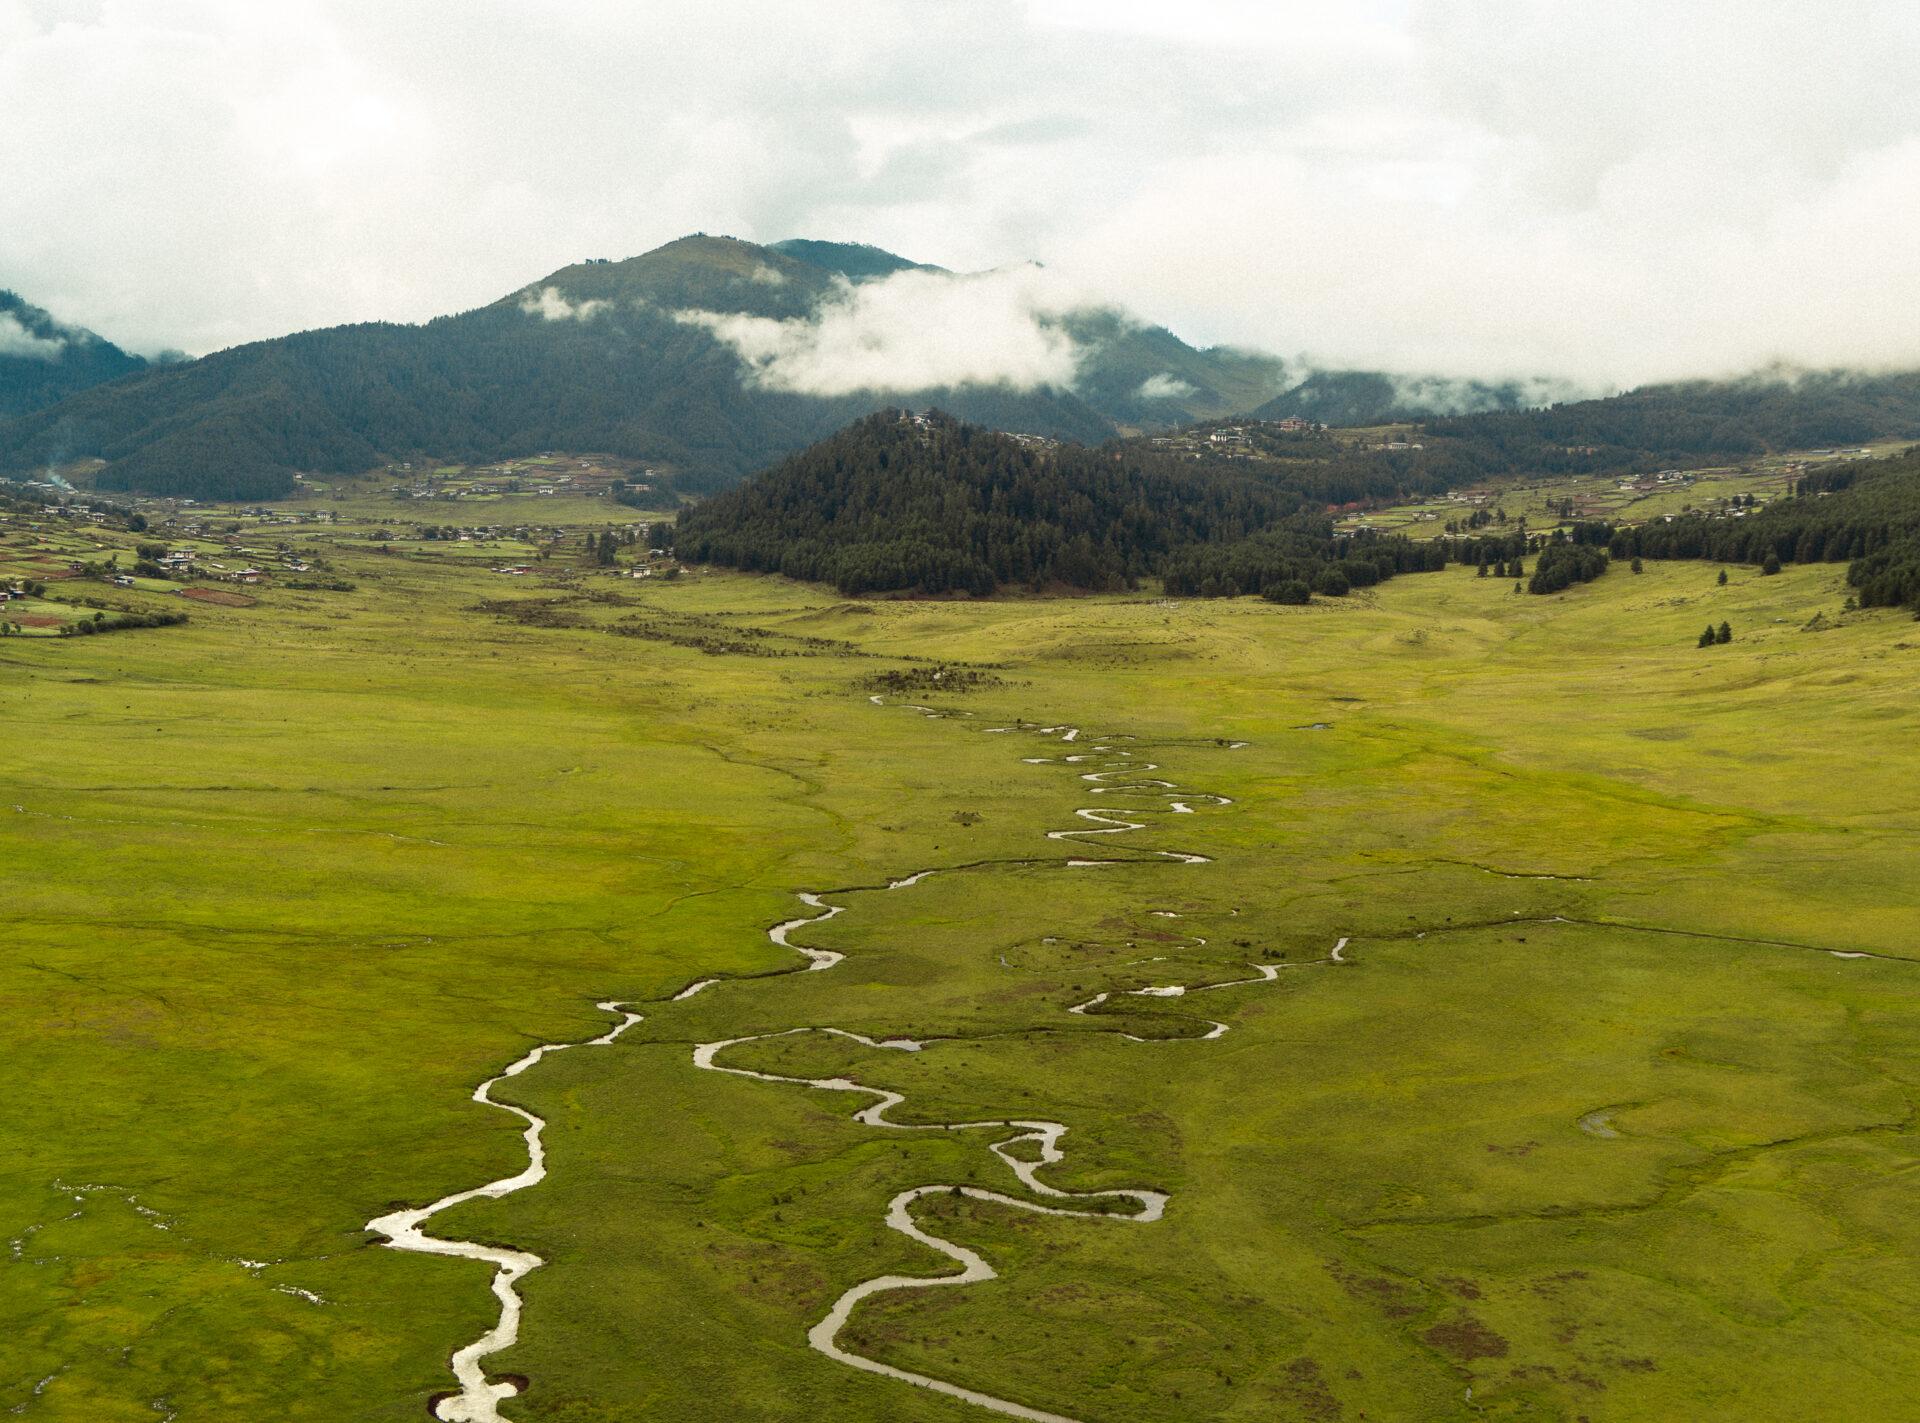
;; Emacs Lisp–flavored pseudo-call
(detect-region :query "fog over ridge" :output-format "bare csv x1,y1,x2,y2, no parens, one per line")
674,266,1085,396
3,1,1918,387
0,312,64,361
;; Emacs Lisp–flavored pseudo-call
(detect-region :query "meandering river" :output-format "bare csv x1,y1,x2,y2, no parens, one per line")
370,701,1344,1422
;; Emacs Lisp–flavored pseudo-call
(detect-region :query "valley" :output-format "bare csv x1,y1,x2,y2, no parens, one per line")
4,498,1916,1421
12,7,1920,1419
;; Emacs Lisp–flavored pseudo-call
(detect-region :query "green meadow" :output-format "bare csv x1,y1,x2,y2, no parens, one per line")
1339,443,1915,540
3,523,1916,1421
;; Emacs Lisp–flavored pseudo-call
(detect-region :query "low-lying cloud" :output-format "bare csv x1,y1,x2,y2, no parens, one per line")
675,266,1083,396
518,286,610,322
1383,373,1590,416
1137,372,1197,400
0,313,64,361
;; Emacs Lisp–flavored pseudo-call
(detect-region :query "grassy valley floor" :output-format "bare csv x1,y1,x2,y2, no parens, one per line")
2,543,1916,1421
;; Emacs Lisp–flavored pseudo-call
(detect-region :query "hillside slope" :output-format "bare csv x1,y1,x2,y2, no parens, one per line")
1424,371,1920,468
0,236,1273,500
0,291,147,421
1254,370,1575,426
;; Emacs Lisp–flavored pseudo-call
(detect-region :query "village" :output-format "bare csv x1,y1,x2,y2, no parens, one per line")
0,461,682,638
1333,442,1898,540
1144,415,1330,459
378,452,659,505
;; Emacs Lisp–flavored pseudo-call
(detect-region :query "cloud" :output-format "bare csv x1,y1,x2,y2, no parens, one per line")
1385,373,1586,416
676,265,1083,395
0,312,63,360
1137,372,1196,400
518,286,610,322
1,1,1919,387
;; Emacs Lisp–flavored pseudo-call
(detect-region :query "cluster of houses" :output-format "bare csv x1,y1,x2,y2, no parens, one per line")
1616,469,1696,495
1148,418,1331,459
387,457,654,504
33,504,121,527
235,508,336,527
436,522,580,546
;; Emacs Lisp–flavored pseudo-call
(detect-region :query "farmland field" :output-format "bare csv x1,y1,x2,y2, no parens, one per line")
1337,441,1914,540
3,522,1917,1422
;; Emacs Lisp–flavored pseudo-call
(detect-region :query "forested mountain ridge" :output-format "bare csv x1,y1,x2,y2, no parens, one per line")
677,409,1444,598
0,235,1294,500
0,234,1550,503
0,291,148,421
0,236,1123,501
1194,369,1920,502
767,239,942,281
1253,370,1579,427
1420,370,1920,475
14,229,1920,506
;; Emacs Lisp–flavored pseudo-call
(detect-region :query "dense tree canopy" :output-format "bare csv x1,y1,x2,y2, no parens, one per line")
678,411,1437,597
1527,539,1610,595
1420,372,1920,481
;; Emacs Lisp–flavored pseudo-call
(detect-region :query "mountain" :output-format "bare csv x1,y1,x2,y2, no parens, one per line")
0,291,147,421
21,234,1909,507
768,239,941,282
1060,309,1288,427
1,235,1223,501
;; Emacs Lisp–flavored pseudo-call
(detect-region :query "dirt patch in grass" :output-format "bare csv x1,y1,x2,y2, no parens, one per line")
1423,1311,1511,1361
1280,1357,1343,1420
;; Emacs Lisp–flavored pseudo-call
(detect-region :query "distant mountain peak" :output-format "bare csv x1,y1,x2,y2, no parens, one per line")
770,239,941,282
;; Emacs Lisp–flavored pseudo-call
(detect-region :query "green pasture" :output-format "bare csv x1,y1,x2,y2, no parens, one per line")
2,530,1916,1421
1341,442,1917,539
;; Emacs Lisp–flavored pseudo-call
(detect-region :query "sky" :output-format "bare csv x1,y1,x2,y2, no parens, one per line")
4,0,1920,390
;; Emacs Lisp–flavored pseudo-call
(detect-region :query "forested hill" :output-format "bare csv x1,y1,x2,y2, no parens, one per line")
1419,370,1920,477
0,291,147,421
676,410,1442,597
